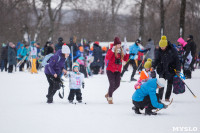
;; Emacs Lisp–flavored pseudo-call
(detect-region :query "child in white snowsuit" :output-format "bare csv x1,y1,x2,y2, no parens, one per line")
68,63,85,103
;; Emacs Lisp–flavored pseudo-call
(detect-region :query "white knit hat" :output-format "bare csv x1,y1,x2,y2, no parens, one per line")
156,78,166,87
62,44,70,54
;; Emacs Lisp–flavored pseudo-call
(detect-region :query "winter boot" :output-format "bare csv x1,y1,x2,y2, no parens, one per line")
47,98,53,103
108,97,113,104
165,99,170,102
105,93,109,101
132,106,142,114
145,108,157,115
69,100,73,103
78,100,82,103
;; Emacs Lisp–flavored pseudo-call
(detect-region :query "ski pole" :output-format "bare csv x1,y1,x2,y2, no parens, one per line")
174,69,197,98
136,50,149,71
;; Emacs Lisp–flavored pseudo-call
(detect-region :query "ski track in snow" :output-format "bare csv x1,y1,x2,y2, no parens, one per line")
0,69,200,133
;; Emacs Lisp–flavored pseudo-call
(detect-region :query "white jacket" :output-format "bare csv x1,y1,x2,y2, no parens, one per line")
69,72,84,89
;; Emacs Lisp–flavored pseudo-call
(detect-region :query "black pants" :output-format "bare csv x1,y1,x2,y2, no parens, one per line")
183,69,191,79
68,89,82,101
19,61,25,71
158,78,173,100
138,60,143,71
121,59,137,79
46,74,57,99
80,65,87,78
1,59,7,72
132,94,160,110
190,56,196,70
91,66,100,74
27,60,30,69
8,65,13,73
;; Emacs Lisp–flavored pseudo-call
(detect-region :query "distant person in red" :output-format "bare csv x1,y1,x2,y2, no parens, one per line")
105,37,129,104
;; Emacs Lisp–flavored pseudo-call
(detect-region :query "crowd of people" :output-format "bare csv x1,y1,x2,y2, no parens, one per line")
0,35,200,115
0,37,108,76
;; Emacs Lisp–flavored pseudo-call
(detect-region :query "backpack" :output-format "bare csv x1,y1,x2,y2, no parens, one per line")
42,53,61,67
173,74,185,94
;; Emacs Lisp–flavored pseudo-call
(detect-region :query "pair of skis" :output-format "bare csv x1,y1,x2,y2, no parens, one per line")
16,55,27,67
70,102,87,105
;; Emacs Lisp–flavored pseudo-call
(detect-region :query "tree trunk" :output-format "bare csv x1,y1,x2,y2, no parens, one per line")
111,0,115,36
160,0,165,37
179,0,186,38
139,0,145,43
33,0,47,42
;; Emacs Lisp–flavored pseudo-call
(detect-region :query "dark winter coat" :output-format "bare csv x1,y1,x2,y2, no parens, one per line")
184,39,196,59
45,50,66,76
152,42,181,80
55,41,63,51
1,45,8,60
8,44,17,65
91,44,103,67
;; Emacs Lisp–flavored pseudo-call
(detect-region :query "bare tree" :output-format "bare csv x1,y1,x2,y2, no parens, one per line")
179,0,186,38
139,0,145,43
160,0,172,37
47,0,65,41
32,0,48,42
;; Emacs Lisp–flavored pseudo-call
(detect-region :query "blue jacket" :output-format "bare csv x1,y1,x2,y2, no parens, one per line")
17,44,24,60
129,43,145,60
45,50,66,76
21,47,29,60
132,78,164,109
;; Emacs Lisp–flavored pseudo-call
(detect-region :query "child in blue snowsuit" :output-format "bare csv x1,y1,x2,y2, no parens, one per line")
132,78,168,115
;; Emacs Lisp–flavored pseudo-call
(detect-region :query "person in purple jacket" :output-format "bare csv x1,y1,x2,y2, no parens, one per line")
45,44,70,103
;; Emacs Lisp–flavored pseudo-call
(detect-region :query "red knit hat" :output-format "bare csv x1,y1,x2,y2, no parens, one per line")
114,37,121,46
94,41,99,45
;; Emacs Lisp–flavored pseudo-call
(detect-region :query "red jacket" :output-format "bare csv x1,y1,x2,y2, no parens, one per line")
106,49,129,73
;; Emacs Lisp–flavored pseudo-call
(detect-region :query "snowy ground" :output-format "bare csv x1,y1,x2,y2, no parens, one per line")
0,69,200,133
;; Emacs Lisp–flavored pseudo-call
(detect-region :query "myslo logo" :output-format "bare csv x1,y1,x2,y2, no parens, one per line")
173,127,198,132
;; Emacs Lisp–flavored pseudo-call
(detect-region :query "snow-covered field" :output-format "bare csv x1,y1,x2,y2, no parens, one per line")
0,69,200,133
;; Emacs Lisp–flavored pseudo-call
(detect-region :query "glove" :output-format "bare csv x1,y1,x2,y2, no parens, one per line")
112,46,115,52
82,82,85,89
162,103,168,109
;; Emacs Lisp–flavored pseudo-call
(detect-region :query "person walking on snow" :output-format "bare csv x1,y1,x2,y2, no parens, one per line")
44,44,70,103
105,37,129,104
151,36,181,102
132,78,168,115
121,39,151,81
67,63,85,103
